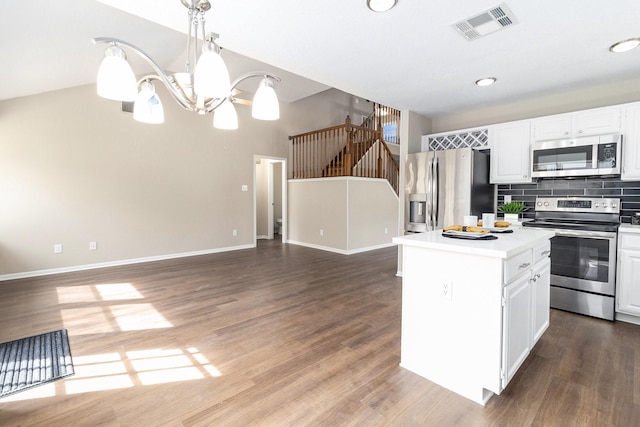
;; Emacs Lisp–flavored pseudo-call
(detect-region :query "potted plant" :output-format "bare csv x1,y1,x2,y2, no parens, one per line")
498,201,528,223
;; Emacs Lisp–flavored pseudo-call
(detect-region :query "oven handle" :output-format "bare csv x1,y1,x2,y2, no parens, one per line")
550,229,617,239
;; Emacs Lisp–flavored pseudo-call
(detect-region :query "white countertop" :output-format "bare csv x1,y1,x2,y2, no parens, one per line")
393,228,556,259
619,223,640,234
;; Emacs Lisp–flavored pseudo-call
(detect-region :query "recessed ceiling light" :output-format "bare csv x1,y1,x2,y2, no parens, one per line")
475,77,497,87
367,0,397,12
609,37,640,53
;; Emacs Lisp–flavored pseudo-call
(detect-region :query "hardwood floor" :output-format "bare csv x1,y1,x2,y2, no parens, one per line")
1,239,639,426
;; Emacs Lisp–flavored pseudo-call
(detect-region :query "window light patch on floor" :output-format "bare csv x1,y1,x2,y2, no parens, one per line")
56,283,144,304
0,383,56,402
110,304,173,331
62,347,222,394
61,307,115,334
96,283,144,300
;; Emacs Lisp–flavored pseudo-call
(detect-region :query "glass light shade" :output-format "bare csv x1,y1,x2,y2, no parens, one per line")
96,45,138,101
213,99,238,130
194,43,231,99
252,78,280,120
609,38,640,53
367,0,397,12
475,77,497,87
133,82,164,124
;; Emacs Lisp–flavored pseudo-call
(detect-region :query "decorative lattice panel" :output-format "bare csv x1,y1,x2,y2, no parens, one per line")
427,129,488,151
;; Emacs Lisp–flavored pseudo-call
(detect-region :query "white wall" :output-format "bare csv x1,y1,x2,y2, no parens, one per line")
0,84,381,279
288,177,398,254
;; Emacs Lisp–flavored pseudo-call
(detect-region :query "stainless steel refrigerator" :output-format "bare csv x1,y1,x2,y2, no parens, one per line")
405,148,494,232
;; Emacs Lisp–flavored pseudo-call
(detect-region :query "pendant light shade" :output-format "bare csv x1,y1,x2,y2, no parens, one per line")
133,81,164,124
367,0,397,12
96,45,138,101
93,0,281,129
213,99,238,130
252,78,280,120
194,41,231,99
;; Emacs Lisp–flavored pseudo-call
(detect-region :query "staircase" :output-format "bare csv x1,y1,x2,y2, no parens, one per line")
289,104,400,194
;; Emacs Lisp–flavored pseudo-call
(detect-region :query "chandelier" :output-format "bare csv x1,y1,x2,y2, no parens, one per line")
92,0,281,130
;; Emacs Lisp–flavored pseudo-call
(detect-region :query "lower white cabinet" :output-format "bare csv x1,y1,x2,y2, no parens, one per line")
502,273,532,387
616,229,640,320
396,230,554,405
532,258,551,343
501,243,550,388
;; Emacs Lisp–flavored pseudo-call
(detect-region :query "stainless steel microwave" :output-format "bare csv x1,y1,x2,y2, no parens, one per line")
531,133,621,178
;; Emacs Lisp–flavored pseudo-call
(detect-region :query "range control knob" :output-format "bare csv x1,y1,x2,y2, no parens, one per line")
612,203,618,208
602,203,608,208
544,201,549,206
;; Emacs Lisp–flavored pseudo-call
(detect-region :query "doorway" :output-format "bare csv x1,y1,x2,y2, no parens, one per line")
254,156,287,244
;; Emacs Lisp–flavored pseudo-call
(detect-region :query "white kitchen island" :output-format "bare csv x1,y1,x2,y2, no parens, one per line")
393,228,555,405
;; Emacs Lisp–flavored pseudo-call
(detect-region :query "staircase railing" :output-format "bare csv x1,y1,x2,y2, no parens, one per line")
361,103,401,144
290,115,400,194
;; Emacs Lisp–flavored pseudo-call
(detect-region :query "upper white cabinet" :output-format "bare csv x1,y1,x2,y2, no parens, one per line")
574,106,622,136
532,105,622,141
532,113,573,141
622,102,640,181
489,120,532,184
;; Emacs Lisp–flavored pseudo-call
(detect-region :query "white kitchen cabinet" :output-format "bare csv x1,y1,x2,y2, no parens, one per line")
501,242,550,388
501,272,532,388
574,106,622,136
532,105,622,141
622,102,640,180
489,120,532,183
395,228,554,405
616,228,640,323
532,113,573,141
531,257,551,343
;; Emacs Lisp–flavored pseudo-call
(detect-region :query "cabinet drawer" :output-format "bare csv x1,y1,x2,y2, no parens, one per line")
505,250,533,283
533,241,551,264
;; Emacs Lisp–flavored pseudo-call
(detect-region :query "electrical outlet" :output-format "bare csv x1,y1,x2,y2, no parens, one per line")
442,282,453,301
53,244,63,254
232,229,238,236
241,185,248,192
384,227,388,235
89,241,97,251
320,229,324,237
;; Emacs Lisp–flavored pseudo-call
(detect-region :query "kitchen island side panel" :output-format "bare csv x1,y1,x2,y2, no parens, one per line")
400,244,504,405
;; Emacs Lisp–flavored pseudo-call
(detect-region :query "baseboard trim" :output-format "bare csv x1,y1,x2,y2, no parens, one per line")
0,244,256,282
615,312,640,326
287,240,397,255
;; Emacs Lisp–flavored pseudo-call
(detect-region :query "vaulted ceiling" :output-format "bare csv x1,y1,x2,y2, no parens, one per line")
2,0,640,118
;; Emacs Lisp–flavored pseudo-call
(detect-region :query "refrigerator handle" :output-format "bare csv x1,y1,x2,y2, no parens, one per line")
433,157,440,229
427,157,433,230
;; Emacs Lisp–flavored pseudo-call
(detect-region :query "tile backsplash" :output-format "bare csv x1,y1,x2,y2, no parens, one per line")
497,177,640,223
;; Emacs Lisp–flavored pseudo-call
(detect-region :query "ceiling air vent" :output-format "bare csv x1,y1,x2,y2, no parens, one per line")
452,3,518,41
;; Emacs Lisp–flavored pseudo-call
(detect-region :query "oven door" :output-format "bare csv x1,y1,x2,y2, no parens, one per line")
547,229,617,295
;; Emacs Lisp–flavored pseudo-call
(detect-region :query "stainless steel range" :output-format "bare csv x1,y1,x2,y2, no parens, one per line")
523,197,620,320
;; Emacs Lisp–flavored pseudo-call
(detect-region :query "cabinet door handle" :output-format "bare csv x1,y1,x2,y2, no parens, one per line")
541,250,551,256
519,262,530,269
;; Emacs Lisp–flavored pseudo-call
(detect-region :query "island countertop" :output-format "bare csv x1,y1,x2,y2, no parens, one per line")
393,227,556,258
